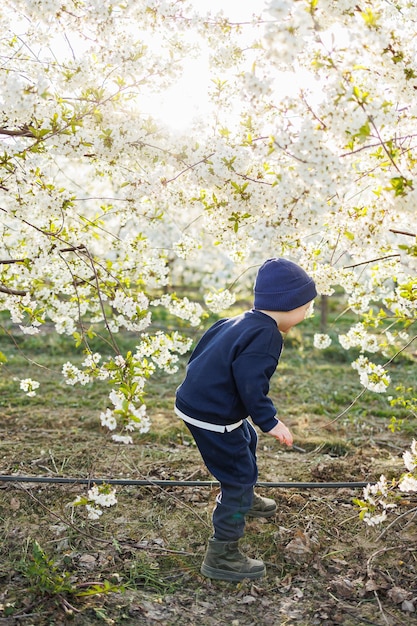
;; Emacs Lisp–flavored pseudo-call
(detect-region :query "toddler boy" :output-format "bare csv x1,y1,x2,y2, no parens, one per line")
175,258,317,581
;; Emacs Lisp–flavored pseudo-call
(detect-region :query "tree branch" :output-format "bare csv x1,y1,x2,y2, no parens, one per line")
0,285,27,296
344,254,401,269
0,258,27,265
0,126,34,138
389,228,416,238
162,153,215,184
273,141,308,164
235,171,273,186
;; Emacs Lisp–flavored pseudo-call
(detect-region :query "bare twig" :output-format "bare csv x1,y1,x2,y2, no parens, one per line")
343,254,401,269
372,588,390,626
377,506,417,541
367,544,411,576
77,246,121,355
15,483,197,557
274,140,308,164
311,388,367,431
364,112,403,176
235,171,273,186
0,126,34,138
301,91,327,129
162,153,215,184
60,597,81,613
14,483,114,546
383,334,417,367
0,258,27,265
0,285,27,296
389,228,416,238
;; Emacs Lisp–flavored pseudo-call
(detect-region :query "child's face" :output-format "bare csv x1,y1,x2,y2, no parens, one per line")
277,301,313,333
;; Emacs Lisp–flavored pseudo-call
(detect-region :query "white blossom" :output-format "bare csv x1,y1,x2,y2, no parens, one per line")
363,510,388,527
358,363,391,394
87,485,117,508
204,289,236,313
173,234,201,260
313,333,332,349
111,434,133,444
403,440,417,473
151,295,204,327
19,378,40,397
86,505,103,520
100,409,117,431
62,362,91,386
82,352,102,368
398,474,417,493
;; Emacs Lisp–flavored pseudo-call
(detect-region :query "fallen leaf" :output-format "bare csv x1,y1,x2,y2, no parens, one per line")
284,531,312,564
330,576,356,599
365,578,379,592
10,497,20,511
387,586,411,604
78,554,96,569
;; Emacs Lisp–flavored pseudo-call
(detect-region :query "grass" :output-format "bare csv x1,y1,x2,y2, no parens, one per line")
0,302,416,624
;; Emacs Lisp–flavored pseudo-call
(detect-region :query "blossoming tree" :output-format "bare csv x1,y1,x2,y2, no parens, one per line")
1,0,416,517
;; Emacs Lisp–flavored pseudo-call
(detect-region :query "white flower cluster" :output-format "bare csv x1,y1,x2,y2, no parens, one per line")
111,434,133,445
309,263,341,297
135,330,192,374
82,352,101,368
71,484,117,520
0,294,44,335
97,331,193,441
99,408,117,431
19,320,42,335
100,388,150,444
124,402,149,434
62,329,192,442
399,440,417,493
339,323,380,353
361,476,396,526
351,356,391,393
204,289,236,313
173,234,201,260
152,294,204,327
19,378,40,397
109,290,151,332
62,362,92,386
359,440,417,526
313,333,332,350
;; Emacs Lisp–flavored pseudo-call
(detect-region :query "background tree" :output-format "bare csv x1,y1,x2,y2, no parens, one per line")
0,0,415,446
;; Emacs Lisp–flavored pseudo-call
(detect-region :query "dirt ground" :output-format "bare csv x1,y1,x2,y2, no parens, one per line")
1,406,416,626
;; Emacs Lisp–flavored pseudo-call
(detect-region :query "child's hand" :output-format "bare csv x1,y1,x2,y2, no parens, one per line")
267,421,293,447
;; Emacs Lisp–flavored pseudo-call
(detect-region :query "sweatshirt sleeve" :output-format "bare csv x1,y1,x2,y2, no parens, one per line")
232,352,280,432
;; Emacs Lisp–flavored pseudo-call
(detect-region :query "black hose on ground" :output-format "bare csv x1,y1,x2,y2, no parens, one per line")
0,475,372,488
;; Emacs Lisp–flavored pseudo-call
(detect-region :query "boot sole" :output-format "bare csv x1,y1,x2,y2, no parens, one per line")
200,563,266,581
246,508,277,518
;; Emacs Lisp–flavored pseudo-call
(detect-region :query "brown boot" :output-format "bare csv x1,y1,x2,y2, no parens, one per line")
246,493,277,518
200,538,266,581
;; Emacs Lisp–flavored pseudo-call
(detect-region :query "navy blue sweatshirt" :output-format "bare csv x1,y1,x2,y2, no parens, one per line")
175,309,283,433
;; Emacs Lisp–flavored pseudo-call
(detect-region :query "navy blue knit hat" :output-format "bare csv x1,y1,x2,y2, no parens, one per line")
254,258,317,311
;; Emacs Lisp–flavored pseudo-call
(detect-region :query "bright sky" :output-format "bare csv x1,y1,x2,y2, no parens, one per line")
140,0,271,130
140,0,323,131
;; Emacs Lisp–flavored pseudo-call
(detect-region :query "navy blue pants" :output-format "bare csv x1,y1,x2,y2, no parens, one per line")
185,420,258,541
